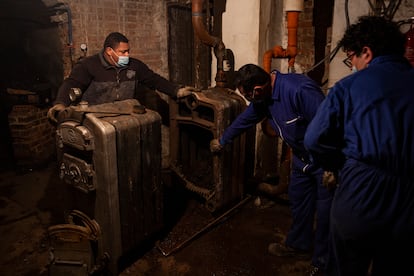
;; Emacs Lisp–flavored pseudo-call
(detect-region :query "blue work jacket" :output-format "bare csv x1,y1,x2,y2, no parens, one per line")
220,70,325,162
304,55,414,175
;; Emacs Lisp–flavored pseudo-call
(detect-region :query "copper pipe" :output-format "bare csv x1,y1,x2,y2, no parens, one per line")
262,10,300,73
263,45,287,73
262,8,300,177
192,0,227,87
192,0,220,47
286,11,299,69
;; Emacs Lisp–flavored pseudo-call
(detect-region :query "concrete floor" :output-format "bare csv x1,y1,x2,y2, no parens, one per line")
0,162,314,276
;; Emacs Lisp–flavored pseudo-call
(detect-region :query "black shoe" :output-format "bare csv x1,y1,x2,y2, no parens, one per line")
267,242,310,258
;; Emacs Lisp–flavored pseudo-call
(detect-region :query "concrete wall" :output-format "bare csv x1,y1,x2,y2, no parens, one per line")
221,0,316,74
328,0,414,89
328,0,371,88
222,0,261,69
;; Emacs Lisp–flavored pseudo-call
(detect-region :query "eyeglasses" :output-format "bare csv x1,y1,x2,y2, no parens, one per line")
342,52,356,69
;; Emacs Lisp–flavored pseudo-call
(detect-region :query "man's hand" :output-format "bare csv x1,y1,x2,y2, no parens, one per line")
322,171,337,190
210,138,223,153
177,86,198,98
47,104,66,123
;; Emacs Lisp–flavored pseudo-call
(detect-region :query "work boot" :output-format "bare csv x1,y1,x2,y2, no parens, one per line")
267,242,310,258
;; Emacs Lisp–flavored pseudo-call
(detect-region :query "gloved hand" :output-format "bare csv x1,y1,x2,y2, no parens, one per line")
177,86,198,98
322,171,337,190
210,138,223,153
47,103,66,123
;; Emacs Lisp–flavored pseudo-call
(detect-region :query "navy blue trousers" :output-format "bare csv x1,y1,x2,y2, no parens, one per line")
286,155,334,269
328,159,414,276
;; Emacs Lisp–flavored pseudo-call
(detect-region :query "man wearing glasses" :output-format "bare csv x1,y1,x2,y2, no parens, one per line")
210,63,332,276
305,16,414,275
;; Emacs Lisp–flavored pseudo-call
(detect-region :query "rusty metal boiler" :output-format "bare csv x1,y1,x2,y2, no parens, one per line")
48,99,163,275
169,87,255,212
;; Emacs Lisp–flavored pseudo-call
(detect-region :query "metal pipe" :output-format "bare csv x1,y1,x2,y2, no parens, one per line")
155,194,252,256
263,0,303,73
53,4,74,68
263,45,287,73
192,0,227,87
286,11,299,69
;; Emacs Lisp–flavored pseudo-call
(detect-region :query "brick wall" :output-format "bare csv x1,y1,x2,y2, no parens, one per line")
296,0,315,71
57,0,317,83
5,0,183,169
8,105,56,168
59,0,171,79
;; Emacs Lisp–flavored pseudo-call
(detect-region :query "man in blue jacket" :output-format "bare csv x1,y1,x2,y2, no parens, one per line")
210,63,333,275
304,16,414,276
47,32,195,122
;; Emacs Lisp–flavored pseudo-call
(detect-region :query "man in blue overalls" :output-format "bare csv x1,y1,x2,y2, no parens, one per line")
210,63,334,276
305,16,414,275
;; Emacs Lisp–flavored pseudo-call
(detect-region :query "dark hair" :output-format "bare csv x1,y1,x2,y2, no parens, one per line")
235,64,270,92
103,32,129,49
338,15,405,57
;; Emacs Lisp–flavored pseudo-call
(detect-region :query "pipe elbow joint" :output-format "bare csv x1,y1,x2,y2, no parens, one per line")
272,46,287,58
214,41,226,60
286,47,297,59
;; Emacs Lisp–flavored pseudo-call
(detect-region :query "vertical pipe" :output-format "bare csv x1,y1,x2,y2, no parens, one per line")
262,1,303,72
286,11,299,70
192,0,227,87
53,4,74,68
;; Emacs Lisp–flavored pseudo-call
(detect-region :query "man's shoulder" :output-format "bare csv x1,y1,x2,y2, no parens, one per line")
75,53,101,66
128,57,147,66
68,53,109,76
127,58,152,72
279,71,317,84
279,73,322,93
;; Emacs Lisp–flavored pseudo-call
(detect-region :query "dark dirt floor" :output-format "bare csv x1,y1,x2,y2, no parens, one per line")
0,162,314,276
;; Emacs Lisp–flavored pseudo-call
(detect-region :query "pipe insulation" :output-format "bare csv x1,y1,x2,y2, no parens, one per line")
285,0,304,12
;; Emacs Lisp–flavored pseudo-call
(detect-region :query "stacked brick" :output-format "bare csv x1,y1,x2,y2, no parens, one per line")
7,105,56,168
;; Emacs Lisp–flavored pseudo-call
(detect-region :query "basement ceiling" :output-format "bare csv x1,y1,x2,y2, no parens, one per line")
0,0,61,31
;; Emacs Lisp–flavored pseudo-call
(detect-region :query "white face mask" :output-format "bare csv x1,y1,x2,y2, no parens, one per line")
110,48,129,67
351,65,358,73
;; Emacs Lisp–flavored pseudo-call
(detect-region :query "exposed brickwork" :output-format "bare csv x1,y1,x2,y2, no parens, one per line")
58,0,170,79
49,0,316,176
8,105,56,167
55,0,316,83
296,0,315,71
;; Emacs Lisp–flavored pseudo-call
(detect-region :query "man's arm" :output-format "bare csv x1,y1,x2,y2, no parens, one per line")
304,86,345,171
133,60,181,98
54,61,93,106
210,104,263,153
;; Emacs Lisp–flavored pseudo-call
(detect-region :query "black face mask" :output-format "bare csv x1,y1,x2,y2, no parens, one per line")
240,82,271,104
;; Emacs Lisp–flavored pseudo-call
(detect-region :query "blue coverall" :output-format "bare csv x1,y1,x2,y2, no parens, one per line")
304,55,414,275
220,70,333,269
